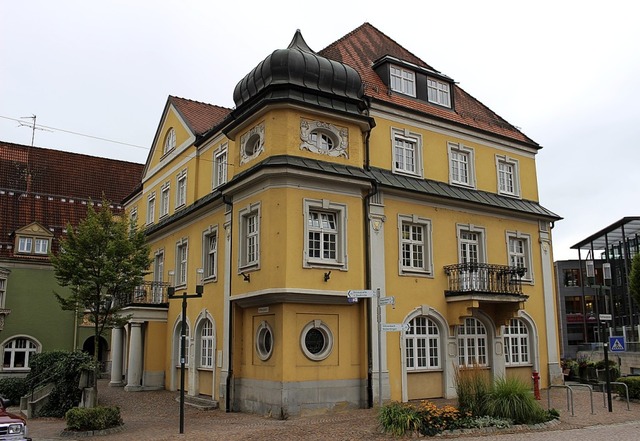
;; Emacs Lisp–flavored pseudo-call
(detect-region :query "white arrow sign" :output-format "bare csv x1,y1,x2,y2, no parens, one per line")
378,296,395,306
380,323,409,332
347,289,376,298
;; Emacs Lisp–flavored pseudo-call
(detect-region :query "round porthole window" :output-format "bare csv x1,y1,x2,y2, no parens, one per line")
300,320,333,361
244,134,261,156
256,321,273,361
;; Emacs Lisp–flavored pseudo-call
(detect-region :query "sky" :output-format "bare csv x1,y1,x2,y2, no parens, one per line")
1,0,639,261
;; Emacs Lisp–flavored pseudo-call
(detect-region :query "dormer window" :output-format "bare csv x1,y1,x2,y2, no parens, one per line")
427,78,451,107
14,223,53,257
390,66,416,97
163,128,176,155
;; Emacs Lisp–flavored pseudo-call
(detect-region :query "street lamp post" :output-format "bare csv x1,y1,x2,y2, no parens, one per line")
168,268,204,434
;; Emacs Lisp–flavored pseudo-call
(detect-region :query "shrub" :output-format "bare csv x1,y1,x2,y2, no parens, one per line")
453,415,512,430
455,365,492,416
0,377,28,406
616,376,640,399
378,401,421,436
65,406,123,431
484,377,549,424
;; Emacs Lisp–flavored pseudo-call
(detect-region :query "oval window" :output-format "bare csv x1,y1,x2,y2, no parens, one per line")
300,320,333,361
256,321,274,361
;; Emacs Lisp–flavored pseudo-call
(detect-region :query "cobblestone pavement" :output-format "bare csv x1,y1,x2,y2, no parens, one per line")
22,380,640,440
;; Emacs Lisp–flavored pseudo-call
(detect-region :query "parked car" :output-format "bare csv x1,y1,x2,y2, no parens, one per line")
0,398,30,441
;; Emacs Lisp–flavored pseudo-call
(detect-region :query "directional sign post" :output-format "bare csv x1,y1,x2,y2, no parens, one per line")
378,296,395,307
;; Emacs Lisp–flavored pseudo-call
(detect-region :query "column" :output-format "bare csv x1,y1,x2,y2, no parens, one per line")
109,326,124,387
124,322,143,392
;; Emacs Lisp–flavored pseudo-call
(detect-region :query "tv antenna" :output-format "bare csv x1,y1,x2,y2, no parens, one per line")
18,115,52,146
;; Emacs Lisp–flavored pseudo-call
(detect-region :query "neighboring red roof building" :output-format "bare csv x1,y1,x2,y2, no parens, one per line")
0,141,144,260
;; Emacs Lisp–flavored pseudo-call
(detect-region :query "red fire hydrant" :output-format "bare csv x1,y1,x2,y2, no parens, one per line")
532,371,541,400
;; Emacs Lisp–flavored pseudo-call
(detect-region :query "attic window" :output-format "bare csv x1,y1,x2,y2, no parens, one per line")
390,65,416,97
240,122,265,165
16,236,50,256
427,78,451,107
164,128,176,154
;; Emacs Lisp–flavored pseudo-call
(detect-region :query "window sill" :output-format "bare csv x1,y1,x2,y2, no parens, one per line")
407,368,443,373
203,276,217,284
304,260,346,270
392,169,422,179
197,367,214,372
400,269,433,278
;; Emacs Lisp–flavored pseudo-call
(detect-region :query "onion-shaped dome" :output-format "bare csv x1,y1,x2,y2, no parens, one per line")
232,30,365,116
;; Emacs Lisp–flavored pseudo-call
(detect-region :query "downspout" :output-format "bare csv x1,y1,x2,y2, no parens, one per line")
362,126,377,408
222,194,234,412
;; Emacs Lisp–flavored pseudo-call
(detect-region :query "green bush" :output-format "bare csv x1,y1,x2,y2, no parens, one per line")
65,406,123,431
25,351,96,417
484,377,549,424
0,377,28,406
378,401,422,436
616,376,640,399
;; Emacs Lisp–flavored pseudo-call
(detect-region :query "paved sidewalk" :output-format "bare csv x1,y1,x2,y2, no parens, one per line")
22,380,640,440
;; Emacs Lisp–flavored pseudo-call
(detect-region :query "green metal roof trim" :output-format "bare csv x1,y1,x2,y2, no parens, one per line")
250,156,561,220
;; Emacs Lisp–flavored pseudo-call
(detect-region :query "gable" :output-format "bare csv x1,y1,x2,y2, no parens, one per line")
14,222,54,238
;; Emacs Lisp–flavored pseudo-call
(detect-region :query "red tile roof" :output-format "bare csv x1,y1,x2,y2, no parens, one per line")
319,23,539,147
169,96,231,136
0,141,144,260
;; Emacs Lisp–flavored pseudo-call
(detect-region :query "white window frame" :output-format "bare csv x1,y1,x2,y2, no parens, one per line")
17,237,33,253
256,320,274,361
457,317,488,367
448,142,475,188
198,318,214,369
160,182,170,218
303,199,347,270
34,238,49,255
390,65,416,97
300,320,333,361
405,316,440,371
391,128,423,177
496,155,520,197
213,144,228,189
130,207,138,228
203,226,218,281
176,239,188,288
240,122,265,165
146,192,156,225
457,224,486,264
504,318,530,366
2,336,39,370
239,202,261,271
398,214,433,276
506,231,533,282
164,128,176,155
427,78,451,107
176,170,187,208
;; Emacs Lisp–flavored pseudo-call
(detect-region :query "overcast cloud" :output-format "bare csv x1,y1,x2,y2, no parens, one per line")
1,0,639,261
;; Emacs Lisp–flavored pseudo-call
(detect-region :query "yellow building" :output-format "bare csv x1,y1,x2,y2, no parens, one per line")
116,23,562,415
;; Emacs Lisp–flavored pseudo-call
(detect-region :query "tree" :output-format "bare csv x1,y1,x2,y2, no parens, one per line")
629,253,640,307
51,200,151,404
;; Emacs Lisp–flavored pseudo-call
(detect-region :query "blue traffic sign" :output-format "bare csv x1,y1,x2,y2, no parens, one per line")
609,336,625,352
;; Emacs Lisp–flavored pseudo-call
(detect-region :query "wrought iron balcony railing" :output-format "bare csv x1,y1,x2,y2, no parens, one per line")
121,281,170,306
443,263,526,296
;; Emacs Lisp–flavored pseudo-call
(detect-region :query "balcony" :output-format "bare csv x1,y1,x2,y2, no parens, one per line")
443,263,528,326
126,281,170,305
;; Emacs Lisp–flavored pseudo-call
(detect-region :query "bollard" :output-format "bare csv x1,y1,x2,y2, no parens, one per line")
532,370,541,400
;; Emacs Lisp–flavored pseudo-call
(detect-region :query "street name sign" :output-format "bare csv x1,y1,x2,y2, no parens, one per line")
599,314,612,321
378,296,395,306
347,289,375,298
380,323,410,332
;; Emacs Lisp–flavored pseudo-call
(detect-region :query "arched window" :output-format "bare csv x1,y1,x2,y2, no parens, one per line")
199,318,214,368
504,318,529,366
164,128,176,154
457,317,487,367
405,316,440,370
3,337,38,370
